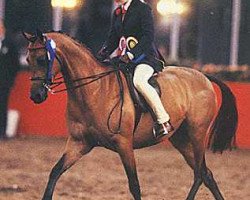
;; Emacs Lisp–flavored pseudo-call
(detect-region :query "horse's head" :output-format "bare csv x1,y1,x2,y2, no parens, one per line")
23,30,60,104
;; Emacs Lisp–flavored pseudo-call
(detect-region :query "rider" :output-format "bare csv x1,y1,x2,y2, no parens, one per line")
97,0,174,138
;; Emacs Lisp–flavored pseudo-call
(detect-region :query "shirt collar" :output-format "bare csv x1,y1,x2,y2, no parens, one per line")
124,0,132,11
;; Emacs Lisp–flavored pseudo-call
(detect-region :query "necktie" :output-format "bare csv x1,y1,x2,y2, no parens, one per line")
122,5,127,14
121,5,127,21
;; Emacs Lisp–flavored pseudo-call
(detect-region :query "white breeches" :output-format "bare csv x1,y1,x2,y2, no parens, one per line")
133,64,170,124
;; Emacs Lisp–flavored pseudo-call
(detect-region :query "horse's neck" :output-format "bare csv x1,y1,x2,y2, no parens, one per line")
59,43,106,81
56,37,117,108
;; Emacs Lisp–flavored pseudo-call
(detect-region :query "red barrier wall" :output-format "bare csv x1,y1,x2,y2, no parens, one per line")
9,72,67,136
226,82,250,149
8,72,250,148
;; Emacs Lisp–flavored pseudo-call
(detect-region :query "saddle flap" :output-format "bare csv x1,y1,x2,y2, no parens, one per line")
123,67,161,114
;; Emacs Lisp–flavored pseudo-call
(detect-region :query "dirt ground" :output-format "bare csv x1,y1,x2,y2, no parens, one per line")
0,136,249,200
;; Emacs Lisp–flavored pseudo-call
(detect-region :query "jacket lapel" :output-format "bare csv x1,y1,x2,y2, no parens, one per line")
123,0,137,25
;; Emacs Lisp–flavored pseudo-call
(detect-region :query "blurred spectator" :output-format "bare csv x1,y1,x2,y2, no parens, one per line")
76,0,113,54
0,20,19,140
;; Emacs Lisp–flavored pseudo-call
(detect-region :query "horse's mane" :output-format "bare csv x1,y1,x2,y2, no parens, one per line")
46,30,98,62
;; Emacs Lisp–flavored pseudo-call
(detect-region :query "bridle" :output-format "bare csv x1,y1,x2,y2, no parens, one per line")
28,35,117,94
28,36,58,92
28,35,124,133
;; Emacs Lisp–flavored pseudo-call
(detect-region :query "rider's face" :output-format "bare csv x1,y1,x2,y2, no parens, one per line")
0,21,5,38
115,0,128,5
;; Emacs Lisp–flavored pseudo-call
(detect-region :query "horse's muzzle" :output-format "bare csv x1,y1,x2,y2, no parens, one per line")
30,87,48,104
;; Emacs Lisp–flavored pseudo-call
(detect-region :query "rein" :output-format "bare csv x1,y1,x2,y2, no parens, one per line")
53,67,124,134
28,43,118,94
46,68,118,94
28,37,124,134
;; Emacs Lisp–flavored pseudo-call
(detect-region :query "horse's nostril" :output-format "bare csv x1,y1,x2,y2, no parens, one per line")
35,93,42,100
30,93,41,102
30,90,46,104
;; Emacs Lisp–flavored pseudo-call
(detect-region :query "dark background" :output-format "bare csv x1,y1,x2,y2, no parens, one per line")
4,0,250,65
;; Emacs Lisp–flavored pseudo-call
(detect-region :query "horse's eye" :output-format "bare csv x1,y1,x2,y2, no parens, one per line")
36,56,47,67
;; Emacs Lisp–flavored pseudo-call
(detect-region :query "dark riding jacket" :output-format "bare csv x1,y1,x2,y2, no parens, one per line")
103,0,164,72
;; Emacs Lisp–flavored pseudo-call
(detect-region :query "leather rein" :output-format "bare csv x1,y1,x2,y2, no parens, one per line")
28,39,124,134
28,45,117,94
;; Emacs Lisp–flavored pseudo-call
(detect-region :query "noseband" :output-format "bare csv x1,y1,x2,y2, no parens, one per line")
28,36,58,92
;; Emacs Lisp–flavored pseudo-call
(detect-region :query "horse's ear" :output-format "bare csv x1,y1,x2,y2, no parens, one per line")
36,29,44,41
22,31,37,43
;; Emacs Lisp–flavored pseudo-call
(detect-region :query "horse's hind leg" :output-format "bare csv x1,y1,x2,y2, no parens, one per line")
169,121,203,200
170,121,223,200
187,93,225,200
201,159,224,200
170,92,225,200
41,136,93,200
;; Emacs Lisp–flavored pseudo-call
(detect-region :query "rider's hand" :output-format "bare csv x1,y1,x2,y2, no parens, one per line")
96,46,109,61
120,54,130,64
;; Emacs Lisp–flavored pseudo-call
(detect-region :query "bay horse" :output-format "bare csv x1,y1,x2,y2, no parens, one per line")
23,31,238,200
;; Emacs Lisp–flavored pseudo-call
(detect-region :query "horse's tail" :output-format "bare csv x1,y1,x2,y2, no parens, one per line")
205,75,238,153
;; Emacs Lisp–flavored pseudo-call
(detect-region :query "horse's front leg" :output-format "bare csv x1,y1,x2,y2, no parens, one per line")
41,135,93,200
112,134,141,200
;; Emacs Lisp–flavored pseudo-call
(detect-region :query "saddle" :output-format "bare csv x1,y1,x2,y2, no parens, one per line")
122,65,161,113
101,59,161,132
123,66,161,132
